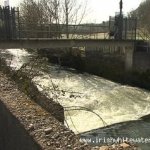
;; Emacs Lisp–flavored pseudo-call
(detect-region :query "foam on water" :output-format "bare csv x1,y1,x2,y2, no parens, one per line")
5,49,30,70
33,72,150,133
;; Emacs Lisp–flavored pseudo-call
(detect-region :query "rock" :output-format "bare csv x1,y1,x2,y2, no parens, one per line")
28,123,34,131
64,130,71,134
0,83,4,87
47,141,51,146
67,145,71,148
111,144,116,148
53,133,59,139
70,94,75,98
44,127,53,135
99,146,109,150
120,142,130,149
27,115,32,119
92,146,99,150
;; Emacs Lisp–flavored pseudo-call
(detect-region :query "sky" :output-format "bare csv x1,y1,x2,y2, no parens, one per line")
0,0,144,23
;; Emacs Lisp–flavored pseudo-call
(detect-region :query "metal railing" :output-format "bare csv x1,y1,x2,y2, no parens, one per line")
0,6,110,40
17,23,109,39
0,6,140,41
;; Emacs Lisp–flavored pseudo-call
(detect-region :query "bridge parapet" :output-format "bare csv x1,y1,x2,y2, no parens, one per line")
0,39,134,49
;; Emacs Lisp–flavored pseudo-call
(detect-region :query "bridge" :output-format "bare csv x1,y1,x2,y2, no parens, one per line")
0,39,134,49
0,5,149,73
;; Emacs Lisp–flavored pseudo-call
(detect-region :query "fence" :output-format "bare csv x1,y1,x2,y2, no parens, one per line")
0,6,19,39
109,14,137,40
18,23,109,39
0,6,138,40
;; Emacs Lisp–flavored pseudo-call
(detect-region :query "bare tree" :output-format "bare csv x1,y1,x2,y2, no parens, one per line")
19,0,88,38
131,0,150,33
20,0,44,37
61,0,88,38
20,0,61,38
38,0,60,24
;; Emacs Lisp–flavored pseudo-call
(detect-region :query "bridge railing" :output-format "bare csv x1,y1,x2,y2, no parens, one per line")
17,23,109,39
0,6,138,41
0,6,110,40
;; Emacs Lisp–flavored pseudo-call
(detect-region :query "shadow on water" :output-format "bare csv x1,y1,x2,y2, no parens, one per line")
80,115,150,150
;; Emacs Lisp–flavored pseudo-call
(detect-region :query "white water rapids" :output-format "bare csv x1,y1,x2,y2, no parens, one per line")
1,49,150,134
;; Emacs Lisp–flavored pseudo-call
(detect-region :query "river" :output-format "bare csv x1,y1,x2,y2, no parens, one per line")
1,48,150,149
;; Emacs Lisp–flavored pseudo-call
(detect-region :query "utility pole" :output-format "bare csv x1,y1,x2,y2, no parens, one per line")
65,0,69,39
119,0,123,39
119,0,123,16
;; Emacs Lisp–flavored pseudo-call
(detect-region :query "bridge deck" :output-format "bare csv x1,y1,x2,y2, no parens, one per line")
0,39,135,49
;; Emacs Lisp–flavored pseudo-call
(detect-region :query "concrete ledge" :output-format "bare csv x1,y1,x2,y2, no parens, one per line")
0,39,135,49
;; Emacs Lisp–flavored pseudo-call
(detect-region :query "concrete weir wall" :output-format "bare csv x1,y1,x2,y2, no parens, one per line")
15,74,65,123
0,100,41,150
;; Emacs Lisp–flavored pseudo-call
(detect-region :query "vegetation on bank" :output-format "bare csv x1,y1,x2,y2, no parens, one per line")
130,0,150,33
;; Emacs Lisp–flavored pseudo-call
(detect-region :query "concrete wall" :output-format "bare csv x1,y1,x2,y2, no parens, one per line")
0,39,134,49
133,51,150,71
37,45,135,80
85,45,134,74
15,74,65,123
0,100,41,150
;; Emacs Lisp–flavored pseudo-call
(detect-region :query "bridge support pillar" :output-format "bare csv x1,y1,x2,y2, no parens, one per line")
125,46,134,71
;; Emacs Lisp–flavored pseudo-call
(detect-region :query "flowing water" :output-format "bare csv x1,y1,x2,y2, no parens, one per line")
1,49,150,149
